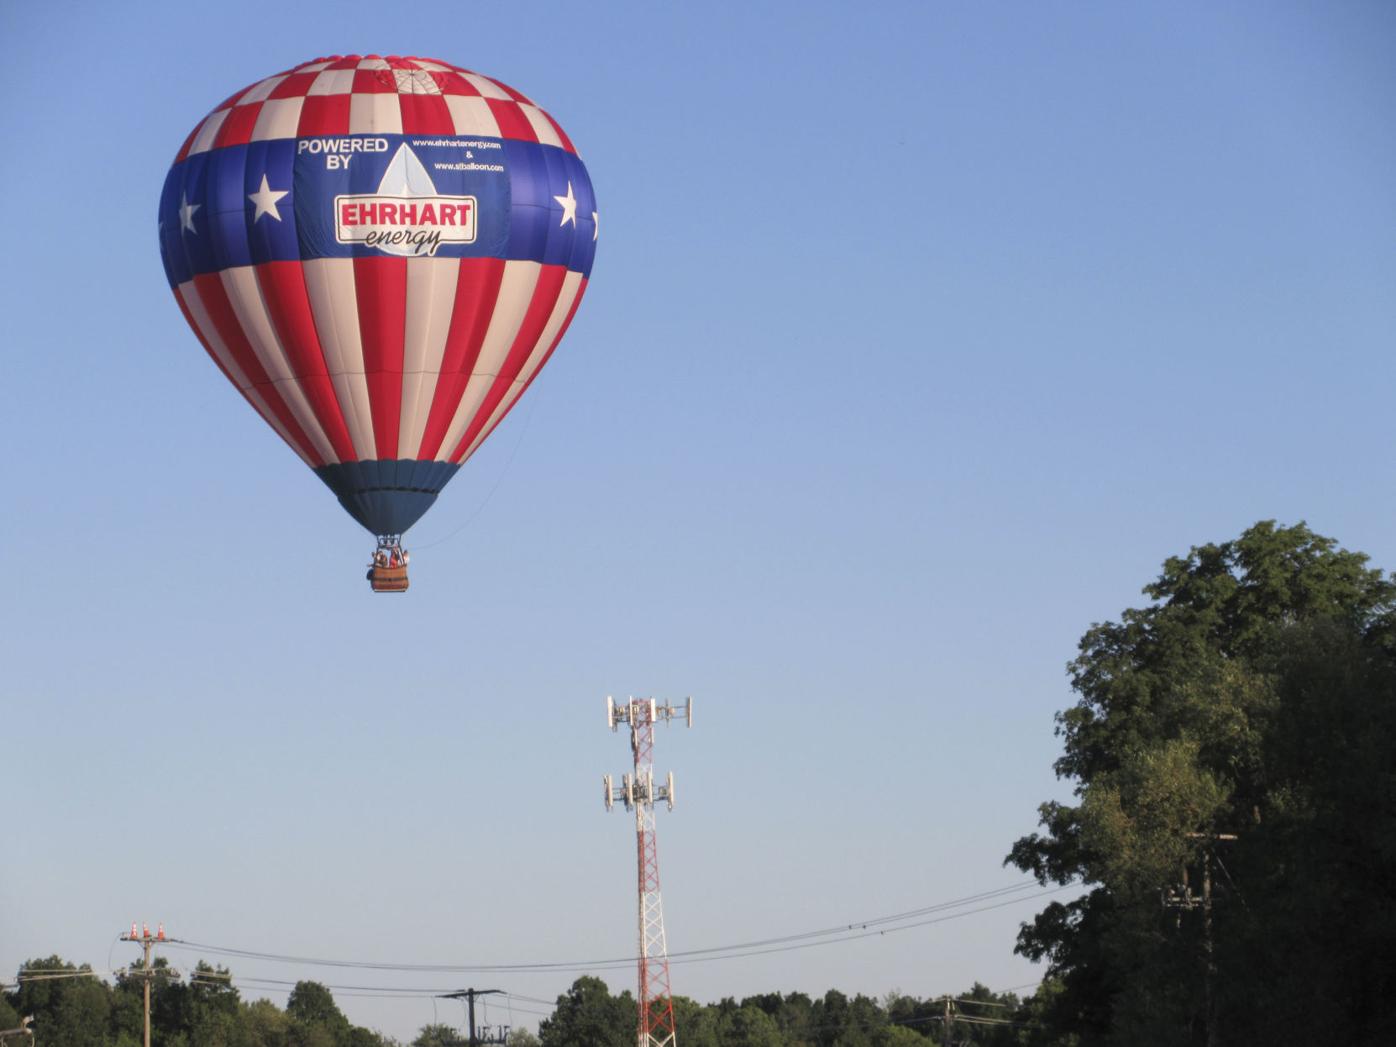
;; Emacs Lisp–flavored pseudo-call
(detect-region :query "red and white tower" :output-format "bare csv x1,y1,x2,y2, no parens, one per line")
604,696,692,1047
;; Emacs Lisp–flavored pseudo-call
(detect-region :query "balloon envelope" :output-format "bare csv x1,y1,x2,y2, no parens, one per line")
158,55,597,538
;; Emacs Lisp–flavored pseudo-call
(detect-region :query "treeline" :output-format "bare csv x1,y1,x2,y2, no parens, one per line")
1,963,1048,1046
0,959,395,1046
535,976,1042,1046
1007,522,1396,1045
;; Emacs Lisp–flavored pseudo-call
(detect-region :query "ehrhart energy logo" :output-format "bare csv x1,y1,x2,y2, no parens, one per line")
333,143,477,257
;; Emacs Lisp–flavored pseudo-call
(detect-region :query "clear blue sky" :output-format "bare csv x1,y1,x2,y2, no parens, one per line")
3,1,1394,1040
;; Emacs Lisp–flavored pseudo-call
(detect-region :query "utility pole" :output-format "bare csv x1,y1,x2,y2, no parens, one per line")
439,988,503,1046
941,996,954,1047
604,696,692,1047
1165,834,1237,1047
120,922,169,1047
1186,833,1235,1047
1196,846,1215,1047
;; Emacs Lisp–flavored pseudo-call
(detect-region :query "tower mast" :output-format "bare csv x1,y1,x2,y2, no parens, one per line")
604,696,692,1047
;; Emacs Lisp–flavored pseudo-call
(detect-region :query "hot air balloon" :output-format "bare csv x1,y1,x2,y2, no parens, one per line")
157,56,597,591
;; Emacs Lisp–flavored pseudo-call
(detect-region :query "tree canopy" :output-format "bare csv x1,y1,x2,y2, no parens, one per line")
1007,521,1396,1044
535,977,1030,1046
2,964,397,1047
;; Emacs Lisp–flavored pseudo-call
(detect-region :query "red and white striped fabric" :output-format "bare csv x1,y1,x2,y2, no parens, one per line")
175,55,577,163
173,256,587,469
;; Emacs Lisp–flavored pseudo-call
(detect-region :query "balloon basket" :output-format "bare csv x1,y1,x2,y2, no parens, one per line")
368,537,410,592
369,564,410,593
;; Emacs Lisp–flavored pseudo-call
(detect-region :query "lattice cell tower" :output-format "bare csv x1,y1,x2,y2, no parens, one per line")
604,696,692,1047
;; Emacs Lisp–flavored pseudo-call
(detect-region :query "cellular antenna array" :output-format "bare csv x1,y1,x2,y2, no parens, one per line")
603,696,692,1047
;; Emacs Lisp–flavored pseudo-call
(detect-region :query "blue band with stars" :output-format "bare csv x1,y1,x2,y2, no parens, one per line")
158,134,597,286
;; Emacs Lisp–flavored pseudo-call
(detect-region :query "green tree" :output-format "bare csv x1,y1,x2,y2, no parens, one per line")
110,967,145,1045
244,997,293,1047
145,960,248,1046
1013,980,1077,1047
292,1026,339,1047
537,977,633,1047
10,957,112,1047
840,994,885,1047
505,1028,541,1047
411,1023,462,1046
716,1003,784,1047
879,1027,926,1047
670,995,719,1047
1210,620,1396,1043
773,991,814,1044
809,989,884,1047
1007,521,1396,1045
349,1026,398,1047
287,980,352,1047
883,991,930,1043
0,992,22,1033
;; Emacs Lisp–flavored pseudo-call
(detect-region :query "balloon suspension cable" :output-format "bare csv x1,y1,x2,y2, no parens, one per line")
371,535,409,563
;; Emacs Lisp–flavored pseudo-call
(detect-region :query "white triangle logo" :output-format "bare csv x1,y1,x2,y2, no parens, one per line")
377,144,439,197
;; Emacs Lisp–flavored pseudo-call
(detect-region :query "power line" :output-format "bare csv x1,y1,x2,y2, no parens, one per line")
77,883,1066,1038
949,996,1013,1009
10,971,106,982
669,883,1043,959
159,880,1064,975
673,887,1070,966
189,976,557,1017
498,992,557,1007
8,963,551,1014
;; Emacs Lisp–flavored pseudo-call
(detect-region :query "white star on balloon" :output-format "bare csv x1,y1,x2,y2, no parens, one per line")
592,211,599,242
554,181,578,227
248,174,290,223
179,193,201,235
